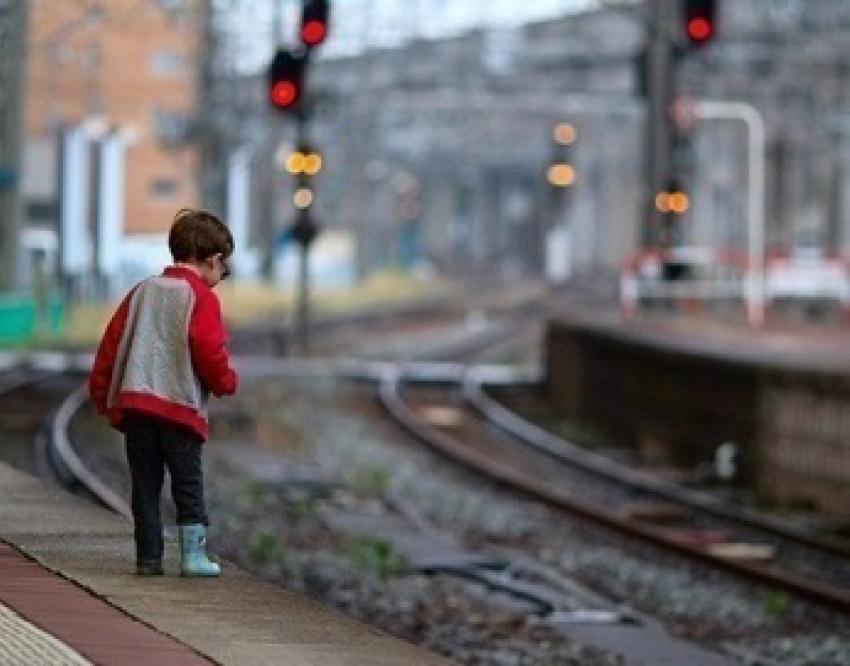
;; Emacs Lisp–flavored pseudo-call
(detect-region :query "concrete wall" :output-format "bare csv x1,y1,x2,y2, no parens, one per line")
544,315,850,517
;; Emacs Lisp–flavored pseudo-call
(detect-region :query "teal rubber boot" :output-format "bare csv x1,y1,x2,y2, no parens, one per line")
179,524,220,577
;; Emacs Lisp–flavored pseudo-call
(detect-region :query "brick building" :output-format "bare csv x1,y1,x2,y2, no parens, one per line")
23,0,203,277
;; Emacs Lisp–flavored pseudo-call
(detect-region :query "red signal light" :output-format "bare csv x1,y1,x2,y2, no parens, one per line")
271,81,298,108
687,17,712,43
682,0,716,48
267,48,305,114
301,19,327,46
300,0,329,49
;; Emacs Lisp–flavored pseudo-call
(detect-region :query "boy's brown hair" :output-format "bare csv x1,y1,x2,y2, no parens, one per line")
168,208,234,262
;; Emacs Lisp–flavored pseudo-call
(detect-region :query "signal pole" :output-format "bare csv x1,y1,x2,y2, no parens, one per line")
643,0,675,248
644,0,717,249
289,121,320,355
267,0,329,356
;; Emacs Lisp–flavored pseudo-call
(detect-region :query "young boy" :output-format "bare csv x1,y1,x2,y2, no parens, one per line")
90,208,239,577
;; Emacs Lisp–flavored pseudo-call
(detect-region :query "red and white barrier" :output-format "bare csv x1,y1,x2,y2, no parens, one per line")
621,247,850,324
765,252,850,304
621,247,749,318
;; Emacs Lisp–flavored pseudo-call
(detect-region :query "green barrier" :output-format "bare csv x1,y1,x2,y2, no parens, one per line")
0,294,63,343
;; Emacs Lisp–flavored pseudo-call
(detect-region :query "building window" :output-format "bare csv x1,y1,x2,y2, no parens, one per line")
152,107,191,145
150,177,179,200
148,49,185,76
26,200,58,223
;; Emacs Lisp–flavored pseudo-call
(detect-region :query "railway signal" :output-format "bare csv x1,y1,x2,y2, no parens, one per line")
682,0,717,48
267,48,306,114
287,144,320,248
655,181,690,216
291,214,319,248
285,144,322,176
267,1,332,353
300,0,330,49
547,122,577,188
655,178,689,248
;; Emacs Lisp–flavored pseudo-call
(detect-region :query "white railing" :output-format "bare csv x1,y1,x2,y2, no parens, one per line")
621,247,850,318
620,246,749,316
765,254,850,303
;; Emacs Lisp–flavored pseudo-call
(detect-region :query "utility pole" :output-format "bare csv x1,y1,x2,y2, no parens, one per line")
0,0,29,290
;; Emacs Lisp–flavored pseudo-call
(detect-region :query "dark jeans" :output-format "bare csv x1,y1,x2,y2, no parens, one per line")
124,412,207,563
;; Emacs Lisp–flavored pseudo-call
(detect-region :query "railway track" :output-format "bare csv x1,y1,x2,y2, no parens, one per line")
16,307,850,616
379,366,850,615
0,356,129,514
0,291,546,515
2,309,847,663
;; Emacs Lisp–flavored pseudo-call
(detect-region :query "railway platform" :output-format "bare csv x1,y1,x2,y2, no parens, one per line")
0,430,746,666
0,462,456,666
546,302,850,518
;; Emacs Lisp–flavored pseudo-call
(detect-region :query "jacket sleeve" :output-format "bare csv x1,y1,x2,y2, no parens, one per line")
189,290,238,397
89,291,134,414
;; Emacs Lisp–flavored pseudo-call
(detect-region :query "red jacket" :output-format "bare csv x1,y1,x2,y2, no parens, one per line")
89,266,238,440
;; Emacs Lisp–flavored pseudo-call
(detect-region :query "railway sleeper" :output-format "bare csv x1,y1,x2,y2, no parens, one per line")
322,503,636,624
621,500,690,523
432,563,637,625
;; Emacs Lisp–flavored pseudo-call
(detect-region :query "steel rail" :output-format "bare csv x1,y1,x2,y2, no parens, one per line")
380,368,850,614
462,366,850,560
0,361,130,518
50,383,131,518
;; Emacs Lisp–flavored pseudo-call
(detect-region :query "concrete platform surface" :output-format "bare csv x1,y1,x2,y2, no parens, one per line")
0,462,457,666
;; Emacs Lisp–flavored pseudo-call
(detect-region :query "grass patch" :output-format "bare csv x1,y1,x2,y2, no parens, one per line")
237,481,269,508
248,530,285,565
50,270,448,348
352,466,392,494
763,589,791,618
348,535,406,579
60,301,114,347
